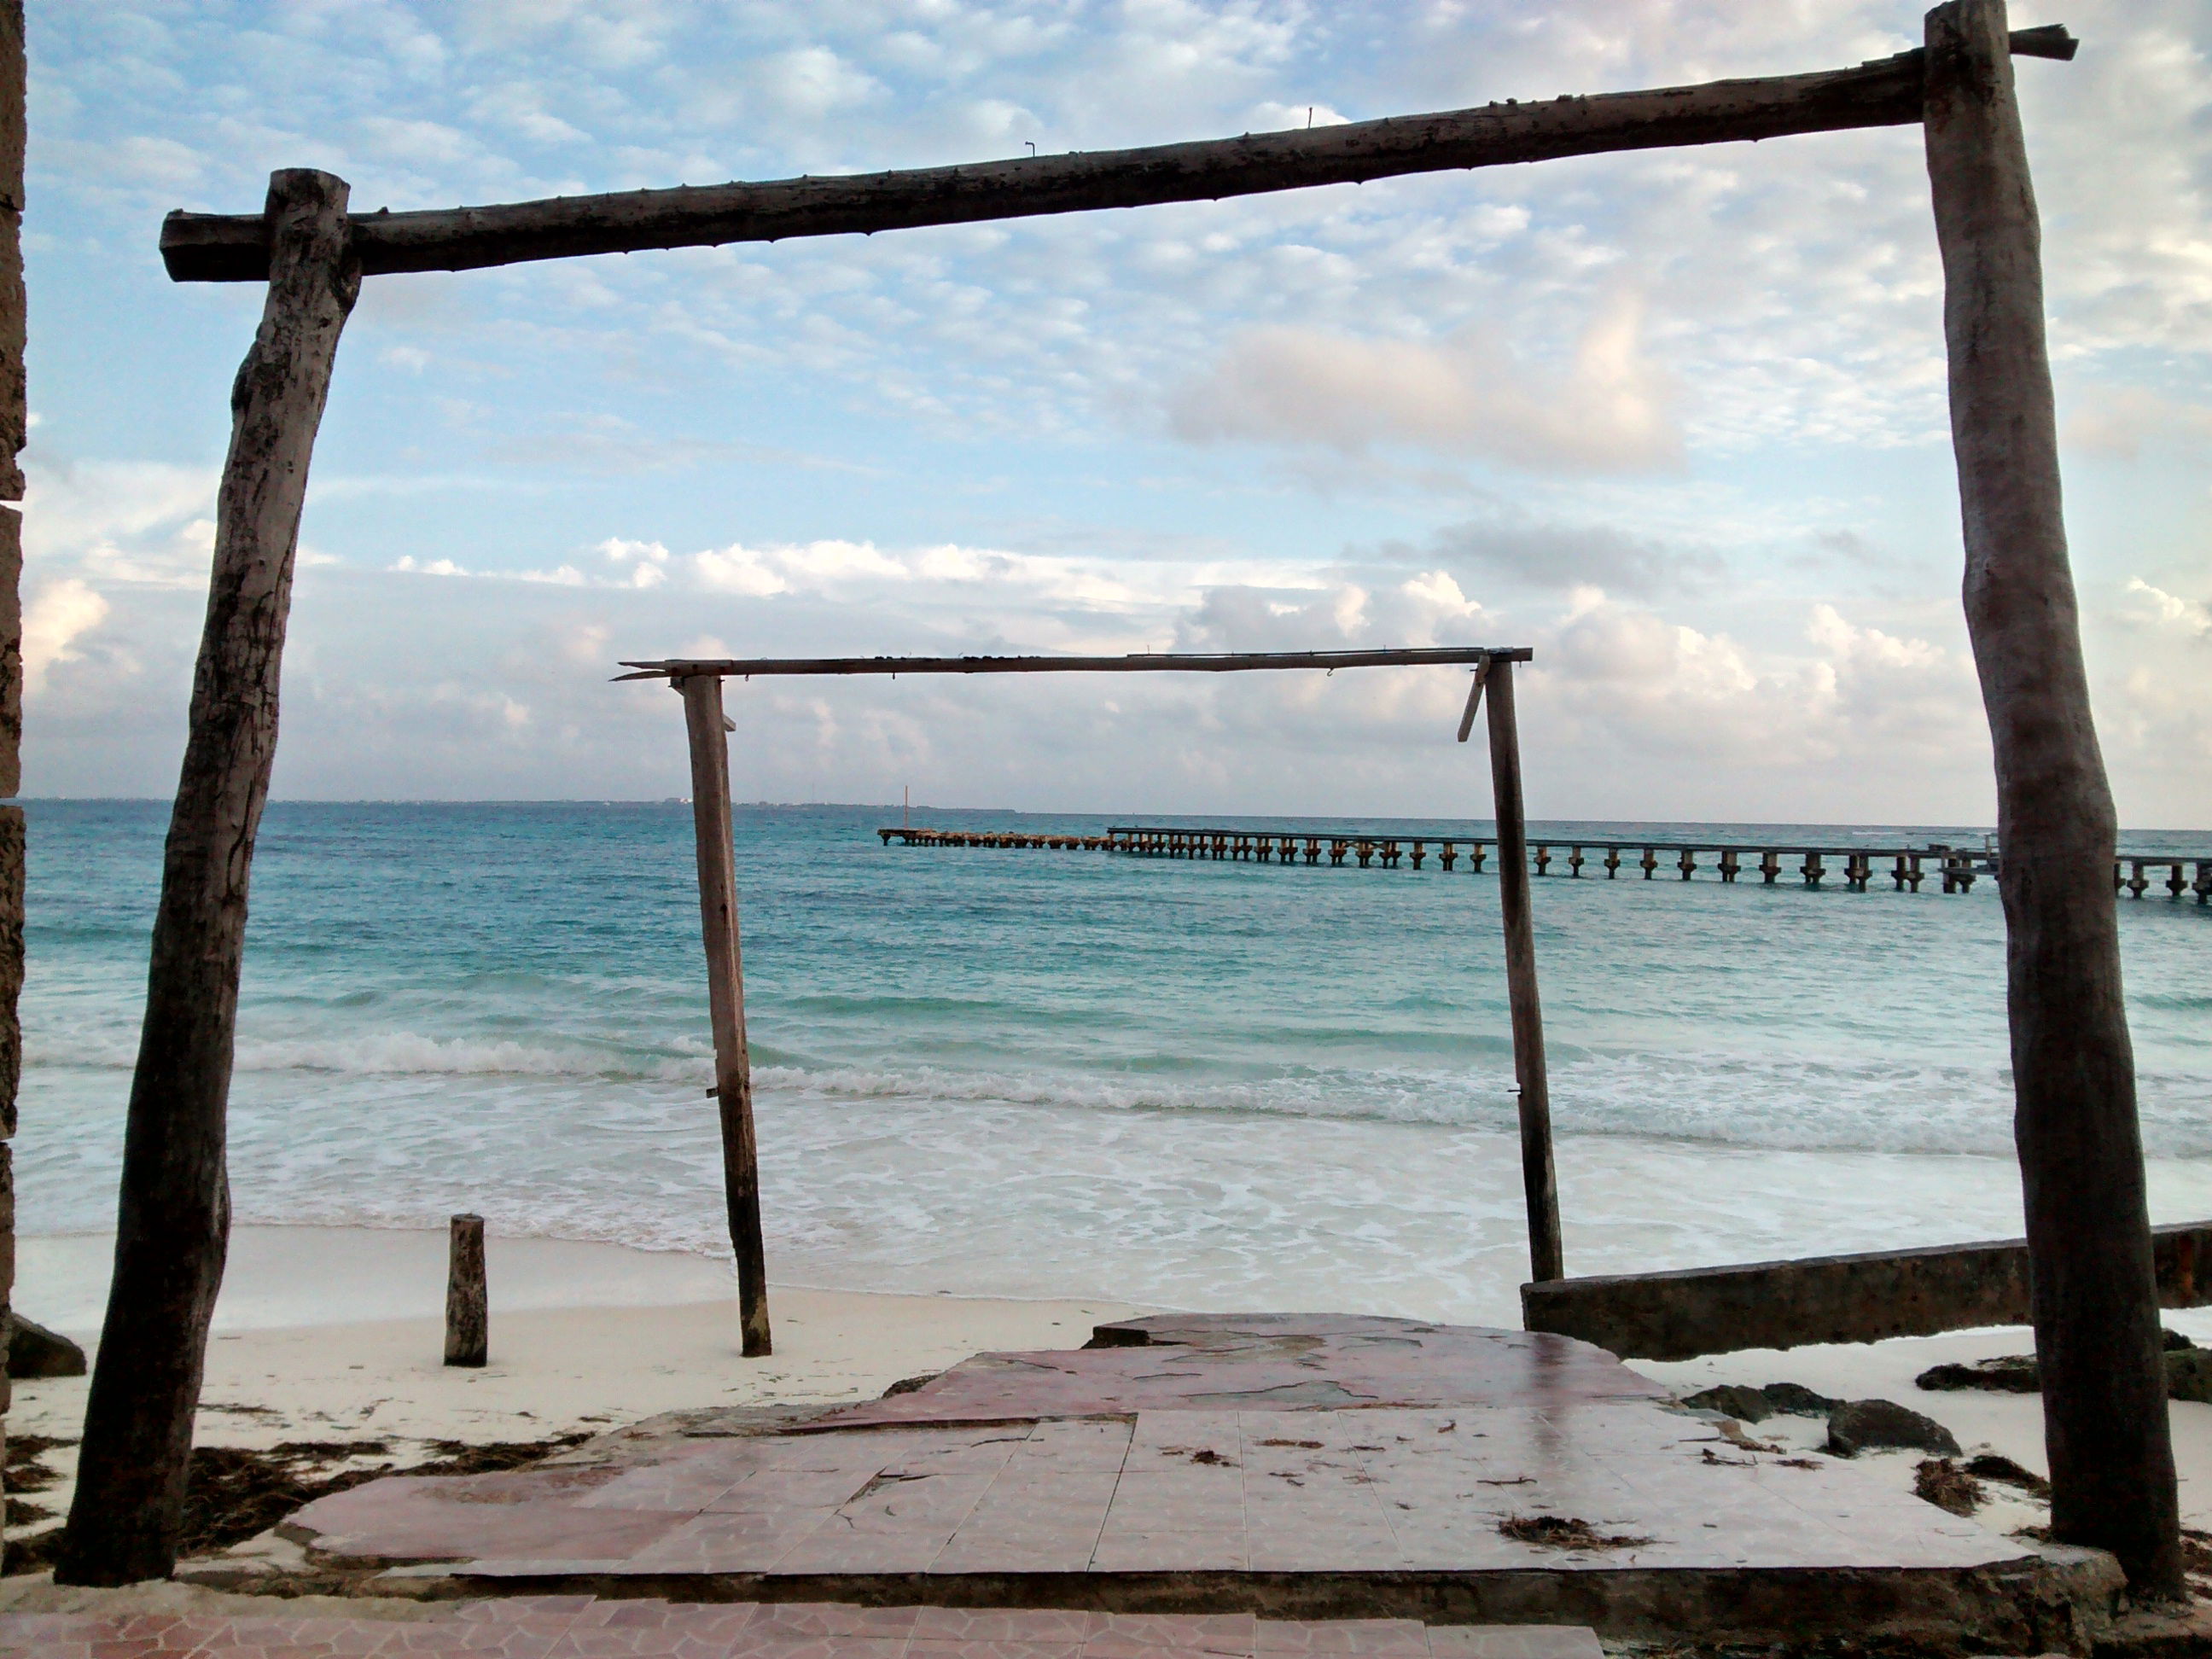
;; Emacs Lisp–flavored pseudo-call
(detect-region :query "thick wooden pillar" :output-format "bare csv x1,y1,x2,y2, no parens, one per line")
1483,661,1562,1284
678,674,771,1357
57,170,358,1586
1924,0,2180,1596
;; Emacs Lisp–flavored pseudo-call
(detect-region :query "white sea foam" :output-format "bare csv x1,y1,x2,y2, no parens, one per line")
26,1027,2212,1157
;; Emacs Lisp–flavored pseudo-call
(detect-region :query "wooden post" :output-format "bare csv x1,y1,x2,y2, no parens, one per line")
1484,661,1563,1284
677,674,771,1357
55,169,357,1589
444,1214,487,1367
0,0,26,1578
1924,0,2180,1597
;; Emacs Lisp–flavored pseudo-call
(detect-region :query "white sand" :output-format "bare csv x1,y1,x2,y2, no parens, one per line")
6,1226,1148,1547
1633,1306,2212,1534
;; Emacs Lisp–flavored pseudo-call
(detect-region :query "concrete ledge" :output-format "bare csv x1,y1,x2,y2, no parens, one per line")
447,1551,2121,1651
1522,1220,2212,1361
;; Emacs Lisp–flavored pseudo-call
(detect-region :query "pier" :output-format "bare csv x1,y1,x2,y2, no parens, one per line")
878,824,2212,900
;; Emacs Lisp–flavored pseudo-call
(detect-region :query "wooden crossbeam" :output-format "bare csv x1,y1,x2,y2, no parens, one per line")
616,647,1532,682
160,28,2074,284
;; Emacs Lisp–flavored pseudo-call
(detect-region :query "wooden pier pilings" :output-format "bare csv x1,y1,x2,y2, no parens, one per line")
877,825,2212,901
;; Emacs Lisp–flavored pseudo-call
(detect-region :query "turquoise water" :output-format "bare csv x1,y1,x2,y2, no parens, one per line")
19,801,2212,1324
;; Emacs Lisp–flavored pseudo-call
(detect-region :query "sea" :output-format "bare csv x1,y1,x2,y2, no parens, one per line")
17,801,2212,1327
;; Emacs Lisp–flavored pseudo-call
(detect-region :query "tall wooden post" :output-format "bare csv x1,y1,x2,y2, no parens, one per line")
1924,0,2180,1597
57,170,358,1586
1483,661,1563,1284
0,0,27,1576
677,674,771,1357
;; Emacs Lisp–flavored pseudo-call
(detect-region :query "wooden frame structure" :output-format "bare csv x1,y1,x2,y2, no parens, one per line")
58,0,2182,1604
620,645,1553,1356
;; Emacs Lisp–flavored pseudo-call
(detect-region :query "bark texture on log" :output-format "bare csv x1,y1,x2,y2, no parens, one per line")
678,676,771,1359
162,52,1961,283
621,647,1526,682
159,32,2074,285
1485,661,1562,1285
0,509,20,802
55,169,357,1588
0,0,22,504
0,809,19,1144
0,0,28,1573
1924,0,2180,1598
445,1214,487,1367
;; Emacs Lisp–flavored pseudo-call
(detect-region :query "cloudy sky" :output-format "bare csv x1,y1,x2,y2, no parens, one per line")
23,2,2212,823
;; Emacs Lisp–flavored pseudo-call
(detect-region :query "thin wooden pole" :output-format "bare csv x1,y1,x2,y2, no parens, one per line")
56,169,358,1587
1924,0,2180,1598
444,1214,487,1368
678,674,771,1358
1454,659,1493,743
1483,661,1562,1284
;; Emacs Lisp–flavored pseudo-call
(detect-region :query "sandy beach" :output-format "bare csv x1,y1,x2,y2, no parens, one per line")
1636,1313,2212,1536
4,1226,1150,1555
15,1223,2212,1580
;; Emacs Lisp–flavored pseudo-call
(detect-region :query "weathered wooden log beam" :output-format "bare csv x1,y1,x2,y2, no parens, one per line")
57,169,358,1587
620,647,1527,682
1925,0,2179,1598
678,674,771,1359
1483,661,1562,1286
160,30,2074,284
1524,1219,2212,1362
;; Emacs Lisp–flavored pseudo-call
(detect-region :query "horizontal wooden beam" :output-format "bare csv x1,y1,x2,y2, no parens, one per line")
615,647,1532,682
1522,1218,2212,1361
160,28,2074,284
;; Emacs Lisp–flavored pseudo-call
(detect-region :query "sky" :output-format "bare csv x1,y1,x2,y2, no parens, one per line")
20,1,2212,823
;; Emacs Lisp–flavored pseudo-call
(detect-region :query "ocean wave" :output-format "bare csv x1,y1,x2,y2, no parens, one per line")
26,1027,713,1081
24,1028,2210,1159
753,1061,1508,1124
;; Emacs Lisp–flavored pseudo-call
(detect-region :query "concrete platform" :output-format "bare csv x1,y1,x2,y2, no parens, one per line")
0,1599,1605,1658
244,1317,2117,1649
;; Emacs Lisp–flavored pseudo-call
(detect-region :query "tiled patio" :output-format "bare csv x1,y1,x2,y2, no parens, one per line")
0,1598,1604,1658
183,1317,2105,1646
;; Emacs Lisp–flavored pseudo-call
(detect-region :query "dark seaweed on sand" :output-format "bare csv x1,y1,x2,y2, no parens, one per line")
3,1429,593,1573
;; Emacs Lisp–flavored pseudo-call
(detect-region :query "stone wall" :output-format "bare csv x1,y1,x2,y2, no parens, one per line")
1522,1220,2212,1361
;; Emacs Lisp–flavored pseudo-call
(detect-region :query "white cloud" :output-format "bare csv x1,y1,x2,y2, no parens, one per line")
21,579,109,693
24,462,217,589
1168,294,1679,472
2125,577,2212,638
21,0,2212,824
2065,388,2212,459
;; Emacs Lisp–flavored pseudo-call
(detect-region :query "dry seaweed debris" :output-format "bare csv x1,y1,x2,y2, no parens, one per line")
1499,1513,1652,1551
1911,1458,1984,1516
178,1434,591,1556
2,1434,78,1575
3,1434,69,1495
3,1429,597,1575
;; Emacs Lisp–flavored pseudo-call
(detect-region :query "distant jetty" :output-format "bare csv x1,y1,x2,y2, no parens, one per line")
879,824,2212,900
